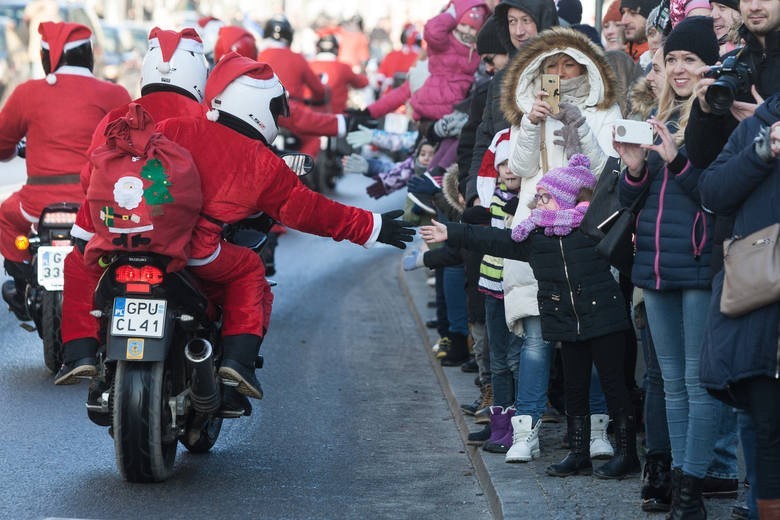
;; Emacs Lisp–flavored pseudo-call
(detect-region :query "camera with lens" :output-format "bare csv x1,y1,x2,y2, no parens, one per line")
703,56,753,116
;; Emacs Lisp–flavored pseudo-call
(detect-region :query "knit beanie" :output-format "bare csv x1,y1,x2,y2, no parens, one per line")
620,0,661,17
476,16,505,55
557,0,583,25
571,23,603,47
536,154,595,209
602,1,623,25
460,6,488,31
663,15,719,65
710,0,739,11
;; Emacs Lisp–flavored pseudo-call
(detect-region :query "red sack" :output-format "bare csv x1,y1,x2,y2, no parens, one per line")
84,103,202,272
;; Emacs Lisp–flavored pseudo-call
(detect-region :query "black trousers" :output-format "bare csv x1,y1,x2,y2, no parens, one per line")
734,376,780,499
560,331,632,417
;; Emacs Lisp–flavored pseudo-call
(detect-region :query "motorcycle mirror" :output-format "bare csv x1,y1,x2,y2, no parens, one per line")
280,153,315,177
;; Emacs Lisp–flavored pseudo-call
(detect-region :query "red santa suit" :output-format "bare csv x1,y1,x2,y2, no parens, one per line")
0,22,130,263
308,53,368,114
157,55,383,337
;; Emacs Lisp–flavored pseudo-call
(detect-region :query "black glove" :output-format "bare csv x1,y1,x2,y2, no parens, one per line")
377,210,415,249
16,138,26,159
345,108,377,132
407,174,441,195
366,179,388,199
461,205,492,225
503,197,519,216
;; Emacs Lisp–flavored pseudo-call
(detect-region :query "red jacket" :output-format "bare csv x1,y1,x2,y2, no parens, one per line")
156,116,380,259
258,45,326,103
308,55,368,113
378,47,419,79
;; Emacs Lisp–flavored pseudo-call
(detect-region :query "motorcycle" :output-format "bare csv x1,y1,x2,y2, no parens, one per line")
82,153,313,483
5,202,79,373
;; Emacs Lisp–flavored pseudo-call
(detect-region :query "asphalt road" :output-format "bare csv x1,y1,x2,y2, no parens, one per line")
0,174,491,520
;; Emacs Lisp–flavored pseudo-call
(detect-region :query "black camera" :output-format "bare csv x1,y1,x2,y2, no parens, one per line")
704,56,753,116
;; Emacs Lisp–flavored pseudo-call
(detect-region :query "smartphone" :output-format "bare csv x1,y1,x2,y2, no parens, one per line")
613,119,654,145
541,74,560,114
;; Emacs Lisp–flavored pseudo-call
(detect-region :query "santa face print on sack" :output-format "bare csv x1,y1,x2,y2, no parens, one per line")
100,159,174,248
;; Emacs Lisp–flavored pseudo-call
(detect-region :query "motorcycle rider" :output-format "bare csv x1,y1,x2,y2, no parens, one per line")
308,33,369,114
55,27,209,385
213,25,258,62
153,52,414,400
0,21,130,321
258,15,353,158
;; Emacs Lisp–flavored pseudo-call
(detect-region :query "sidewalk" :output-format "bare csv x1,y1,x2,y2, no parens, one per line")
399,263,744,520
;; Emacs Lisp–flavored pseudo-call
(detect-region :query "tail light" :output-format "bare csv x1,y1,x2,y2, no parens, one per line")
41,211,77,227
114,265,164,293
14,235,29,251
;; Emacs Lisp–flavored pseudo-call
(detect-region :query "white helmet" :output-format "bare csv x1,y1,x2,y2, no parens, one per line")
205,52,290,144
141,27,208,102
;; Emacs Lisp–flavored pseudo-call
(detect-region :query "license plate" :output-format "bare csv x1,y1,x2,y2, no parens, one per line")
111,298,166,339
37,245,73,291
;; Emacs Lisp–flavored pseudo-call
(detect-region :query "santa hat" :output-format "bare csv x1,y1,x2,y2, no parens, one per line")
214,25,257,60
198,16,220,29
147,27,203,75
39,21,92,85
494,139,511,170
204,52,282,121
537,154,596,209
476,128,511,207
459,6,487,31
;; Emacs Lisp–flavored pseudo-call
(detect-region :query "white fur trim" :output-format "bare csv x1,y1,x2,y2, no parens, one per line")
336,114,346,137
187,243,221,266
148,37,204,54
363,213,382,248
46,74,56,85
156,62,171,74
70,224,95,241
206,108,220,121
19,203,39,223
107,225,153,234
52,65,94,78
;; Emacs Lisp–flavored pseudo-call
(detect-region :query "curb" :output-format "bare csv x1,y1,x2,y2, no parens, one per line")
397,261,503,520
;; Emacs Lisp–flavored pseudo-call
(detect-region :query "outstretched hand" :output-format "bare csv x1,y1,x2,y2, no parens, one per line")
346,125,375,149
377,210,415,249
419,219,448,244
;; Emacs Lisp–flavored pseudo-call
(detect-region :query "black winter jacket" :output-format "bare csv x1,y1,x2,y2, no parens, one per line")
446,223,629,342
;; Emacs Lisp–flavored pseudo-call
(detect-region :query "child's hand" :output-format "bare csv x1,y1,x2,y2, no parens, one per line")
419,219,448,244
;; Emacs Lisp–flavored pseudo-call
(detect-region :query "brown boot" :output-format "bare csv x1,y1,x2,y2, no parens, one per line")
758,499,780,520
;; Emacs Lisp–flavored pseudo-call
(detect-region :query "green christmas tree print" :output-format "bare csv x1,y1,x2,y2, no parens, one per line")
140,159,174,206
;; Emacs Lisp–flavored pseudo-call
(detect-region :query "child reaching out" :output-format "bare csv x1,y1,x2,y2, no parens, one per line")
419,154,640,480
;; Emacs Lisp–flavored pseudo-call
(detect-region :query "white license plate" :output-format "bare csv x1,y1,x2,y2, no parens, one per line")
37,245,73,291
111,298,166,339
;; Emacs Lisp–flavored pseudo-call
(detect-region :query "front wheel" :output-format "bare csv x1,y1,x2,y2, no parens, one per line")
41,290,63,373
113,361,178,482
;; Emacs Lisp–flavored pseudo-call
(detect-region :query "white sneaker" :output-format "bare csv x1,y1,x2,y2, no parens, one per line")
505,415,541,463
590,414,614,459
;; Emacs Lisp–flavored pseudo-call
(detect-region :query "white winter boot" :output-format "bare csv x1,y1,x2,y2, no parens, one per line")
505,415,541,463
590,414,614,459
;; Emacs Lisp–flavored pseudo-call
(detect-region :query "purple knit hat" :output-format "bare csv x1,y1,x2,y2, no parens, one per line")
536,154,596,209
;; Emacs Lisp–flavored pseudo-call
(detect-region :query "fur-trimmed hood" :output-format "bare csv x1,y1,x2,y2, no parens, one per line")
500,27,618,126
442,164,465,215
628,77,657,121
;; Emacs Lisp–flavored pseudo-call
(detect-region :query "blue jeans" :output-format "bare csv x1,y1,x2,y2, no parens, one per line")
639,315,671,456
738,409,758,519
643,288,725,478
707,405,739,480
485,296,519,407
512,316,552,423
443,266,468,336
590,365,608,415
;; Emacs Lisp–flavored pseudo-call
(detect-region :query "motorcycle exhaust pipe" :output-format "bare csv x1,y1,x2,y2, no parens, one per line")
184,338,221,414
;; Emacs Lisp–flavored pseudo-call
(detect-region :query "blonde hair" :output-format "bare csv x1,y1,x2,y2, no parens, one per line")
655,78,696,147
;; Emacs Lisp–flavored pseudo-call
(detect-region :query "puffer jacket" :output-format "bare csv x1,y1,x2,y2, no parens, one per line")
698,94,780,404
408,0,485,121
500,27,621,331
446,223,629,342
619,111,713,292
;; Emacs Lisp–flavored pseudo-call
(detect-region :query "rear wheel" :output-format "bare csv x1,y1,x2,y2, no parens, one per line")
180,415,223,453
41,290,63,373
113,361,178,482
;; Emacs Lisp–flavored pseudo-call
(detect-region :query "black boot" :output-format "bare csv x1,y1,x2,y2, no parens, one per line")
440,332,469,366
667,472,707,520
218,334,264,399
641,453,673,512
667,467,683,518
546,415,592,477
594,414,641,479
54,338,99,385
2,260,32,321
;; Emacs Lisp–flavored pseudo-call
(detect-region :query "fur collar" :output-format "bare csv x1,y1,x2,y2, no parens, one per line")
442,164,465,215
628,78,657,121
500,27,617,127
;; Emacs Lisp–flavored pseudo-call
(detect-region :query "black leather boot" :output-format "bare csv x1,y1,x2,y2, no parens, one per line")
218,334,264,399
641,453,673,512
2,260,32,321
54,338,99,385
667,472,707,520
546,415,592,477
594,414,641,479
440,332,470,366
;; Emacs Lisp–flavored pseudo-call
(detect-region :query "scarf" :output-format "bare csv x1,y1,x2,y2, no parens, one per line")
560,75,590,105
511,203,590,242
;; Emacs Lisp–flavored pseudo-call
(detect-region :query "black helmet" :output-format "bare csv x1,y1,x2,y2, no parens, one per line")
316,34,339,54
264,15,293,45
